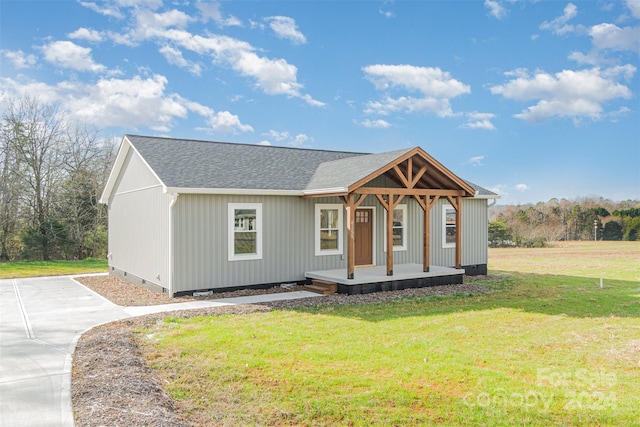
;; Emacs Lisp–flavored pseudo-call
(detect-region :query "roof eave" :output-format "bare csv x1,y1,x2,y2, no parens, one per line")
164,187,304,196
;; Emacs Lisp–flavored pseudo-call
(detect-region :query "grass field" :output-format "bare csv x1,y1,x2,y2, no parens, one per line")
0,258,108,279
142,242,640,426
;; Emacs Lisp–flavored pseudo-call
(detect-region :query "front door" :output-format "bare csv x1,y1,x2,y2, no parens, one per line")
355,209,373,265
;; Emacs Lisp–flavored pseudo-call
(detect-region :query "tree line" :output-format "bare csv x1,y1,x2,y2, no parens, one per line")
489,197,640,247
0,96,116,261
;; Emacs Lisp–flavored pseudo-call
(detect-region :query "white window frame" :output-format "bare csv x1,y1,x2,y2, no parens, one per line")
442,203,456,249
383,204,407,252
228,203,262,261
315,204,343,256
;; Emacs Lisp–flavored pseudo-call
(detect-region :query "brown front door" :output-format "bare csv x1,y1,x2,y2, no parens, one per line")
355,209,373,265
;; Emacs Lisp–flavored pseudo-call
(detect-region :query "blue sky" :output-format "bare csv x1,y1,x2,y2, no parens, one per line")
1,0,638,204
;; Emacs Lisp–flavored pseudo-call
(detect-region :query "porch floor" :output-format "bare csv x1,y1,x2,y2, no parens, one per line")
306,264,464,286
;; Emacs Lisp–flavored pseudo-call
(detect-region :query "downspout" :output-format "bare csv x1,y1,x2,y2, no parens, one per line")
168,193,179,297
487,198,497,208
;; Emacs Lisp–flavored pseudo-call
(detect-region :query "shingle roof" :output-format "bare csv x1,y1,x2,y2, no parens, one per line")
306,148,414,191
121,134,497,197
127,135,362,191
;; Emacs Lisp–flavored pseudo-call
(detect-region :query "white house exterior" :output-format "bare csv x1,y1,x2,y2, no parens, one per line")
100,135,498,296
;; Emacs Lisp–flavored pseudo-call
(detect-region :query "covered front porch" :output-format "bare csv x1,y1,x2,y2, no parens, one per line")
304,146,476,284
306,264,464,295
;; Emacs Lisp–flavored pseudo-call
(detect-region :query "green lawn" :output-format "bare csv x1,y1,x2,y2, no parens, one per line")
0,258,108,279
141,242,640,426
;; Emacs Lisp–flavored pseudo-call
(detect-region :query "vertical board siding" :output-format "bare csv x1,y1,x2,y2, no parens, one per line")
108,150,171,290
171,194,488,292
429,198,488,267
173,195,348,292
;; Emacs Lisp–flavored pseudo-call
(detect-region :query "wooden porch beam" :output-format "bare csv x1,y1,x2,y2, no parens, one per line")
409,164,428,189
357,187,466,196
393,165,410,188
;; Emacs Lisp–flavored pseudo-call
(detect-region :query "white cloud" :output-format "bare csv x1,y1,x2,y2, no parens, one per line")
379,9,394,19
79,1,124,19
1,74,253,133
41,41,106,73
540,3,579,35
363,64,470,117
466,155,485,166
515,183,530,192
461,112,497,130
364,64,470,98
262,130,289,141
627,0,640,19
204,110,253,133
80,1,322,106
360,119,391,128
490,66,635,122
589,23,640,54
159,45,202,75
1,50,37,69
488,184,509,199
63,74,188,130
290,133,311,147
485,0,507,20
68,27,103,42
133,9,193,40
265,16,307,45
196,1,242,27
162,31,324,106
259,131,311,146
258,140,272,146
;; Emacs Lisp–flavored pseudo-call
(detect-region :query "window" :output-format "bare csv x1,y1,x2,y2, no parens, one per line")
384,205,407,251
442,204,456,248
228,203,262,261
315,204,343,256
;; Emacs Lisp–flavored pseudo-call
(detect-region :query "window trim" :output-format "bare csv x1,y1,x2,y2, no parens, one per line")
228,203,262,261
442,203,456,249
383,204,407,252
315,203,343,256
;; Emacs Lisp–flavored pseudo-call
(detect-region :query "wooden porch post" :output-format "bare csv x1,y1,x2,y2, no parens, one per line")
414,194,439,273
455,195,462,269
386,196,394,276
340,194,365,280
375,192,404,276
423,200,430,272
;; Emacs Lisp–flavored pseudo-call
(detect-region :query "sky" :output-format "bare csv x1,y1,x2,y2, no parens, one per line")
1,0,639,205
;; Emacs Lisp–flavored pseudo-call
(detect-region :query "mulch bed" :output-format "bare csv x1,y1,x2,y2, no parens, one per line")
72,274,499,426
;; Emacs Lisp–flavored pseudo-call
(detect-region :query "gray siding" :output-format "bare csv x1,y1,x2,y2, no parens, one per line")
171,194,488,292
172,195,347,293
107,149,171,292
429,198,488,267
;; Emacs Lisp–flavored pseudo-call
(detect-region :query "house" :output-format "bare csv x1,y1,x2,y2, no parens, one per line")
100,135,498,296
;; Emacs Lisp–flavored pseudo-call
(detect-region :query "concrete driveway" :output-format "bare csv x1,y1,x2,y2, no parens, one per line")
0,275,320,426
0,276,129,427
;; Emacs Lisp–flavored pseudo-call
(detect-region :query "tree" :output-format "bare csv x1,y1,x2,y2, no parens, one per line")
0,120,25,259
0,95,115,260
60,126,115,259
602,221,623,241
3,96,66,260
488,220,512,247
